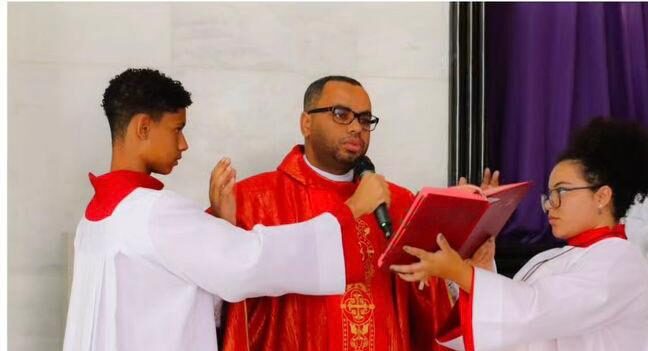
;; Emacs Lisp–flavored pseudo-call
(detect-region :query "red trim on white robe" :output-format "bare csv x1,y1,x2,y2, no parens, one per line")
85,170,164,221
566,224,626,248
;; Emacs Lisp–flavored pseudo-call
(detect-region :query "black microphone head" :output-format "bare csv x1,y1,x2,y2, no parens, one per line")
353,155,375,181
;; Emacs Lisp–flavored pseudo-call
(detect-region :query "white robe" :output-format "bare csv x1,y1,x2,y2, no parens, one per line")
626,199,648,259
63,188,348,351
439,238,648,351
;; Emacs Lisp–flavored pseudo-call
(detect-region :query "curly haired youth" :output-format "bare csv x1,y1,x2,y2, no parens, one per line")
102,68,192,141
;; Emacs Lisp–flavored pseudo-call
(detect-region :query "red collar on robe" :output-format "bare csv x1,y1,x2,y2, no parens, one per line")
566,224,626,247
85,170,164,221
277,145,357,192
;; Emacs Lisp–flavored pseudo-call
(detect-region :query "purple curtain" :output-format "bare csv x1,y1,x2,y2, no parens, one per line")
486,3,648,268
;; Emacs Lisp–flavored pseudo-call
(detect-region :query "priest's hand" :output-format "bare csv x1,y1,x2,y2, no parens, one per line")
458,167,501,190
345,173,391,219
390,234,474,292
209,157,237,225
466,236,496,272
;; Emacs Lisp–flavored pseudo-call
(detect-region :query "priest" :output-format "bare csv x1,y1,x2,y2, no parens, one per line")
218,76,497,351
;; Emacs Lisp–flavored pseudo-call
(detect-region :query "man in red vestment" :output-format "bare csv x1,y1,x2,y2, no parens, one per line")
218,76,492,351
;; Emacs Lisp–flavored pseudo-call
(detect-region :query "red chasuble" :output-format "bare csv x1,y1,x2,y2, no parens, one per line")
221,145,453,351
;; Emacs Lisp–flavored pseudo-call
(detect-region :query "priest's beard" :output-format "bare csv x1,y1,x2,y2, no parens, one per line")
308,133,368,174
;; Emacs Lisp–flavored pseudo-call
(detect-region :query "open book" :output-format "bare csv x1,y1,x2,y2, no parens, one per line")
377,181,532,268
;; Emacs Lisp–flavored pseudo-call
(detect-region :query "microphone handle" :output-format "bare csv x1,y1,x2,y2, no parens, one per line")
374,203,393,239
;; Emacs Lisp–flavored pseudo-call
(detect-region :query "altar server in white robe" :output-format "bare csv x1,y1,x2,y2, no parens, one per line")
391,117,648,351
63,68,389,351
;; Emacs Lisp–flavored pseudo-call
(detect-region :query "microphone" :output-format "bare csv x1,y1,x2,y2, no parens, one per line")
353,156,393,239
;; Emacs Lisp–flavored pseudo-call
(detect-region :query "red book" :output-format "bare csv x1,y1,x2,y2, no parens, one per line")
378,181,532,268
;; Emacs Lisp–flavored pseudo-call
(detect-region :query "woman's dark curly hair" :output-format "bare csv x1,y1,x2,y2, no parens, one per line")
558,117,648,220
102,68,192,141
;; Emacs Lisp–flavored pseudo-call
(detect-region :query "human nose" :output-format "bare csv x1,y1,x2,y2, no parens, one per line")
347,114,363,133
179,132,189,151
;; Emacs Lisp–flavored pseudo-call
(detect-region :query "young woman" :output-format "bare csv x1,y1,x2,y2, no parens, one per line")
391,118,648,351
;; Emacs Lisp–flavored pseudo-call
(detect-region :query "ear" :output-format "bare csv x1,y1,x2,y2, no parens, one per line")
132,113,153,140
595,185,614,209
300,112,312,138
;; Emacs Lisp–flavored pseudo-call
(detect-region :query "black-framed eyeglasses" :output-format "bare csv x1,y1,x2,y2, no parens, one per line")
307,105,380,131
540,185,602,213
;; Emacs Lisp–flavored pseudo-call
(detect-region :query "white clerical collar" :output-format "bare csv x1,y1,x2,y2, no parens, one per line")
303,155,354,182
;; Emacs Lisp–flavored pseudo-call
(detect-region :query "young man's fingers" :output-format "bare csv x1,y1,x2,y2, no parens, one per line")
213,158,231,178
219,157,231,166
209,166,222,189
228,169,237,184
211,165,229,189
222,173,237,194
210,164,220,178
214,167,234,188
222,167,236,183
222,179,235,195
458,176,467,185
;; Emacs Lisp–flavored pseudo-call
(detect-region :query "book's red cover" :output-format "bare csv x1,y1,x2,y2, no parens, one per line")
378,181,532,268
